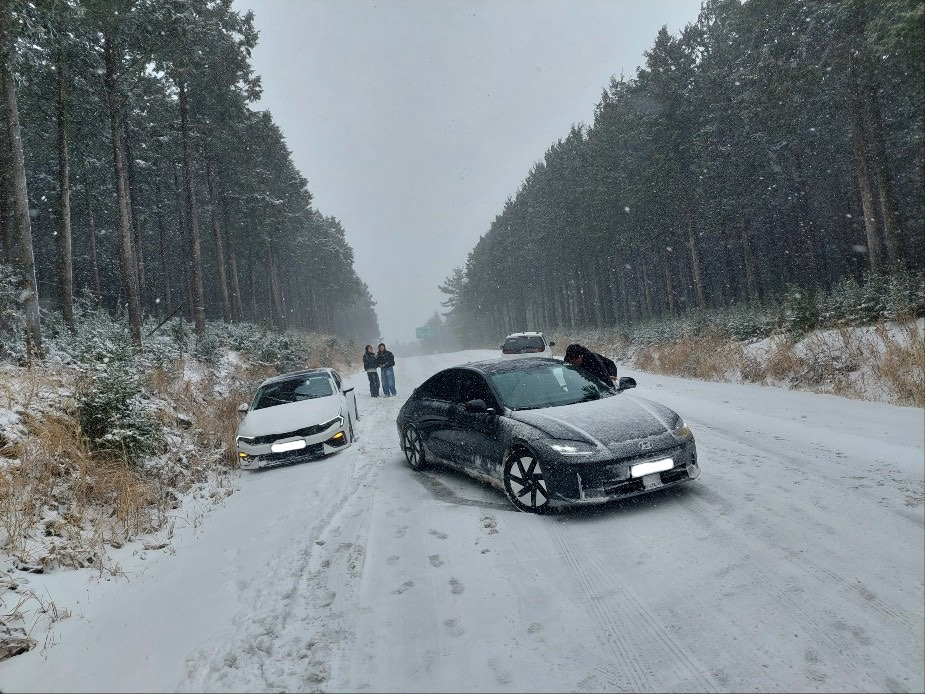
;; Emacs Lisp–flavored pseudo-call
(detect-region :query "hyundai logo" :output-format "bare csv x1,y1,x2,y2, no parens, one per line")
639,441,652,451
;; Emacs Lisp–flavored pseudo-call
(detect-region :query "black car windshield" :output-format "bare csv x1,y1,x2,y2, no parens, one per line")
488,363,613,410
253,376,334,410
502,336,546,354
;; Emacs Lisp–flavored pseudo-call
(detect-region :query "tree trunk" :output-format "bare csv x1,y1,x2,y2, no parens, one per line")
103,30,142,347
0,101,11,263
205,157,231,322
861,78,904,270
2,13,42,357
687,212,706,309
220,189,242,321
123,116,146,311
661,251,676,315
173,163,193,321
847,54,883,274
640,250,654,318
267,239,285,330
178,79,206,338
56,46,74,331
154,172,172,314
740,215,760,303
83,165,102,299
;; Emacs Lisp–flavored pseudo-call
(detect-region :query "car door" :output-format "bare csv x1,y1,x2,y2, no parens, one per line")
414,370,460,462
447,370,506,476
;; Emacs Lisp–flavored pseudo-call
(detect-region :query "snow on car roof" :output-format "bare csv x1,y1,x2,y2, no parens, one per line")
463,356,561,374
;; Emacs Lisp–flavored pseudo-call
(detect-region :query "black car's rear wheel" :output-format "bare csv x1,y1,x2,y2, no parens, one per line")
402,426,427,471
503,448,550,513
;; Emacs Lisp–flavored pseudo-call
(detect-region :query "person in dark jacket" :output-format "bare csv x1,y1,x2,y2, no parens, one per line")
363,344,380,397
377,342,397,396
563,343,616,389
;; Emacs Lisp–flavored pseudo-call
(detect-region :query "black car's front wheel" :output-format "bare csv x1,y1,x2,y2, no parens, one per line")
402,426,427,471
503,448,550,513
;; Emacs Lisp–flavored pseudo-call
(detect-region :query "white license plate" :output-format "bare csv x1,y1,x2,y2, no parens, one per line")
631,458,673,478
271,439,307,453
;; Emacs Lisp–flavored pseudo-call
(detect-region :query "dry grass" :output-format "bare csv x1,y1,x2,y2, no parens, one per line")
631,332,745,381
874,323,925,407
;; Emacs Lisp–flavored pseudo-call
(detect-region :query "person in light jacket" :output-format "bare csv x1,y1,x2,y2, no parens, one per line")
363,344,380,397
377,342,397,397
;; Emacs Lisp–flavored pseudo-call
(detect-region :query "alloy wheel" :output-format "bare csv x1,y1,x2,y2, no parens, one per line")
503,450,550,513
402,426,426,471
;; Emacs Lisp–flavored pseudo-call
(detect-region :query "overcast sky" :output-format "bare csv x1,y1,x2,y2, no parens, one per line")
233,0,703,344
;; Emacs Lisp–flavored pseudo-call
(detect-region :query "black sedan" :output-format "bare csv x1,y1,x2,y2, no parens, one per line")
396,358,699,513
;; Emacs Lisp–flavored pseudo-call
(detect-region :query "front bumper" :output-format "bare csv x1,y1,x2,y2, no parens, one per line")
236,424,350,470
545,437,698,506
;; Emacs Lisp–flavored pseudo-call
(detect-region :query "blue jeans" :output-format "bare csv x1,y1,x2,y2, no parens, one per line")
381,366,396,396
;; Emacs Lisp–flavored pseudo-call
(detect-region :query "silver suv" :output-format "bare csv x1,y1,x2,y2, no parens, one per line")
500,331,555,359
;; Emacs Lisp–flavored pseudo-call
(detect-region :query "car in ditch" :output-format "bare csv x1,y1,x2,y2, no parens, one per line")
235,368,358,470
396,357,698,513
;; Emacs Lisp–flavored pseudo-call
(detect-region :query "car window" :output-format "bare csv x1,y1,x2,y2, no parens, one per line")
455,370,498,409
502,336,546,354
488,363,612,410
253,376,334,409
417,370,462,402
330,370,342,389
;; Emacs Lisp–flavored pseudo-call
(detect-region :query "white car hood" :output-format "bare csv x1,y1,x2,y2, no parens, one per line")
237,398,342,438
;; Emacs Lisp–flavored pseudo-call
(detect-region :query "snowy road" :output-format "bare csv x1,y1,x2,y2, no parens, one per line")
2,350,923,693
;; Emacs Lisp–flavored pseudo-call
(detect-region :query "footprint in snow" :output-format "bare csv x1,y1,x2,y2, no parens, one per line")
443,618,465,638
429,529,448,540
428,554,444,567
449,577,464,595
392,581,414,595
387,555,400,566
394,525,409,538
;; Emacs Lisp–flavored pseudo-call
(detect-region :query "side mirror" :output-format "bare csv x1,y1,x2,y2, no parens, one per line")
499,345,504,350
464,399,493,414
548,341,556,347
617,377,637,392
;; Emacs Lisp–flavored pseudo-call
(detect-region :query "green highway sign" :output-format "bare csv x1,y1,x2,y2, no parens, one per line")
415,326,437,339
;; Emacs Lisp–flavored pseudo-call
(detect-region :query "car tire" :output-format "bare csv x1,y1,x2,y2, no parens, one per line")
402,426,427,471
503,447,550,514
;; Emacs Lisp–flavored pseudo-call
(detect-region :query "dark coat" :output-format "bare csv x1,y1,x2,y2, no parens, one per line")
376,350,395,369
566,345,615,388
363,352,378,371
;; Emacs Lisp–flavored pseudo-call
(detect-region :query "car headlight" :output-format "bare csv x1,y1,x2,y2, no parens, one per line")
672,418,692,438
547,440,596,456
320,416,344,430
236,435,256,446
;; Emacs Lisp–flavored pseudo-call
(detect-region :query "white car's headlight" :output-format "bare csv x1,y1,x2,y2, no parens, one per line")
547,440,596,456
672,418,692,438
320,416,344,430
236,435,256,446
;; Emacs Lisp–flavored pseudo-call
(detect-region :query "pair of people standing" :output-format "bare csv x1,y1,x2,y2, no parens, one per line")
363,343,397,397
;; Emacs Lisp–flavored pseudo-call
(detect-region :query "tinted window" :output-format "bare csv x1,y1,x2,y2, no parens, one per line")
253,376,334,410
417,370,462,401
502,336,546,354
488,363,612,410
455,370,498,409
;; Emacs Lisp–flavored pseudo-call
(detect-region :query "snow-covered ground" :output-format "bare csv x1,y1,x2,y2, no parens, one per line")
1,349,923,693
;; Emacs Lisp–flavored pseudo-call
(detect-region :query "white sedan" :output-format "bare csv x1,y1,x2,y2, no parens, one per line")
235,368,358,470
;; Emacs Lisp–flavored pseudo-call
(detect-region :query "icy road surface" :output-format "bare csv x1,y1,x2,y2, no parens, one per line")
2,350,923,693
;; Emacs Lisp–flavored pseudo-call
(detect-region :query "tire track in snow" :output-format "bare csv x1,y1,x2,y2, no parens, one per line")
548,521,715,692
673,486,884,690
178,392,394,692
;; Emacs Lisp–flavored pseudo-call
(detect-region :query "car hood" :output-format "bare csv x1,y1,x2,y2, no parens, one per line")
507,395,676,447
237,398,341,438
